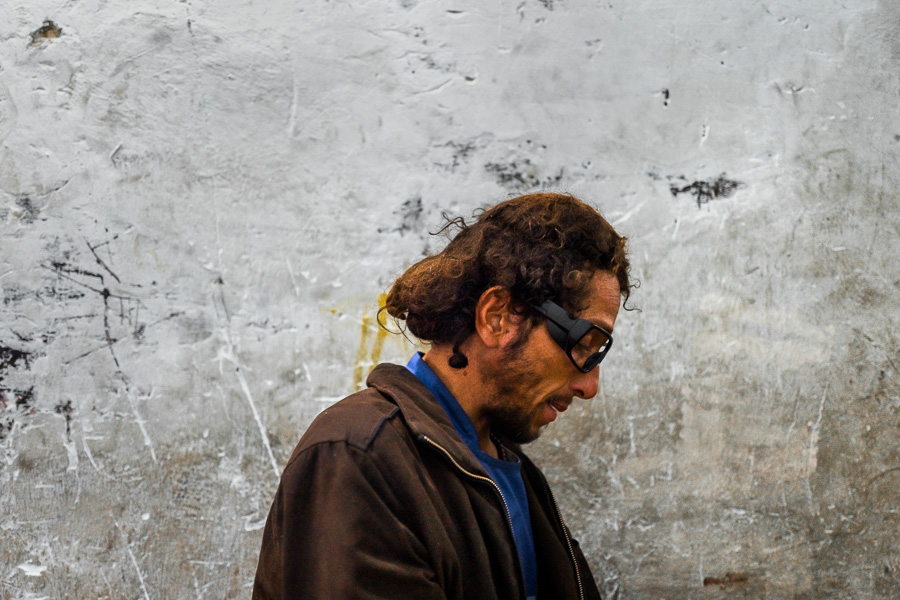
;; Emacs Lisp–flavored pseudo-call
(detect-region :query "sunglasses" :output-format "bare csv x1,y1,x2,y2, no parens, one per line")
529,300,613,373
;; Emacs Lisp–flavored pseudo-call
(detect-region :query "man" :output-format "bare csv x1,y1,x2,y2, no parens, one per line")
253,193,631,600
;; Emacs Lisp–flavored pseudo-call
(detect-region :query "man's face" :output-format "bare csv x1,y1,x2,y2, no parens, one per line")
481,270,622,444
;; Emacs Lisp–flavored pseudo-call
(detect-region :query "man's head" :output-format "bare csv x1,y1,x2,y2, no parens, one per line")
472,269,622,443
385,192,630,349
385,192,630,444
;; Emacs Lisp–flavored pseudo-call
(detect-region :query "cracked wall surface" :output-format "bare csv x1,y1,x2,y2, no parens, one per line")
1,1,898,598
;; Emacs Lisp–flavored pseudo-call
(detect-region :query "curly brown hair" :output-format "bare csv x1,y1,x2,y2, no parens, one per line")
384,192,631,347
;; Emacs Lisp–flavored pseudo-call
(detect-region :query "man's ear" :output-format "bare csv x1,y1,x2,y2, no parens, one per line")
474,286,521,348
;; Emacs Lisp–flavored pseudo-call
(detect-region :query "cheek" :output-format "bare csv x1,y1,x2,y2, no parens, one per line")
502,328,573,398
533,329,573,371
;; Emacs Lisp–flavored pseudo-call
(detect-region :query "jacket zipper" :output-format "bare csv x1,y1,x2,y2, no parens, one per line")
418,434,525,600
548,485,585,600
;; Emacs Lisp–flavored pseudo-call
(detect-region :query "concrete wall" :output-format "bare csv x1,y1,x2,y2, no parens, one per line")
1,1,898,598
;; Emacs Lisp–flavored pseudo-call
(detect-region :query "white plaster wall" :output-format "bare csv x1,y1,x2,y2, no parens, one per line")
1,1,898,598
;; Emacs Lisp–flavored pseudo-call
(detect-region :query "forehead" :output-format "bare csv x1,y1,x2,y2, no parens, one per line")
579,270,622,333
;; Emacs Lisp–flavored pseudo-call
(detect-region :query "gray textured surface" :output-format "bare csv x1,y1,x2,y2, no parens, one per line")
1,1,898,598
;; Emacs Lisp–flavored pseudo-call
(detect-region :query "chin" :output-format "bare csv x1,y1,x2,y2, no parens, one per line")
498,425,542,445
484,403,546,445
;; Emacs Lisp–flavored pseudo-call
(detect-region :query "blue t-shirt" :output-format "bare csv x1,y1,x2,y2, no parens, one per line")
406,353,538,599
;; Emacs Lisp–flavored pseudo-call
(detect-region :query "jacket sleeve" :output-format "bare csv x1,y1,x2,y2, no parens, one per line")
253,441,447,600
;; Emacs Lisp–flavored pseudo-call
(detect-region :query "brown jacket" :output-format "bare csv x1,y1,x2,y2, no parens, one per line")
252,363,603,600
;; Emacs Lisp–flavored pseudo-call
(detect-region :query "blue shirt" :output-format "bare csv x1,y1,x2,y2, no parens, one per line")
405,353,538,599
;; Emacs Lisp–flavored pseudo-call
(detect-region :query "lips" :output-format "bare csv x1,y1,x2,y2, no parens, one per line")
548,398,571,414
541,398,573,427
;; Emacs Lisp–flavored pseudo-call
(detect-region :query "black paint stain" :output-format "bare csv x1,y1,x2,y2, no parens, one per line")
414,52,454,74
15,197,40,223
0,345,35,441
485,159,564,191
662,88,670,107
55,400,73,436
437,140,477,172
0,346,31,372
395,196,423,236
486,160,533,187
29,20,62,46
669,173,743,208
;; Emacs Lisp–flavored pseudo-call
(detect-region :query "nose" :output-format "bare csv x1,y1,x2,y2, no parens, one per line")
570,365,600,399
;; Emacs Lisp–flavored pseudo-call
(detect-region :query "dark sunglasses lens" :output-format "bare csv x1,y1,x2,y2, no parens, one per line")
571,329,608,359
571,328,611,371
581,354,601,371
583,328,610,352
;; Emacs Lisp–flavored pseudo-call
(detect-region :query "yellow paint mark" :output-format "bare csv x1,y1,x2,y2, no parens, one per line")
351,294,392,391
352,308,373,391
321,296,368,316
369,293,389,368
133,233,161,269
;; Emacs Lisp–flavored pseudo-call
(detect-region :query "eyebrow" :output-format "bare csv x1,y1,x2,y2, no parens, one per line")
586,317,614,334
541,300,614,335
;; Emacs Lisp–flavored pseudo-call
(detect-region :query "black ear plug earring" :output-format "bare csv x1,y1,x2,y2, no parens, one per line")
448,342,468,369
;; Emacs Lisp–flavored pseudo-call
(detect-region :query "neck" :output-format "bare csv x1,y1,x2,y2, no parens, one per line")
422,344,498,458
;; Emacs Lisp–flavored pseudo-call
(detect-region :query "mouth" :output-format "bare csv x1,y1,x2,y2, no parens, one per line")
540,397,574,428
547,398,571,414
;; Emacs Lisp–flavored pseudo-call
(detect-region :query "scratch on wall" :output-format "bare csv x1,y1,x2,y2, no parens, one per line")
116,520,152,600
217,327,279,478
40,235,169,470
127,390,158,465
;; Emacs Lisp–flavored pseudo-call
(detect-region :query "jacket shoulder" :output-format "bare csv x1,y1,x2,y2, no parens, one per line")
290,388,401,458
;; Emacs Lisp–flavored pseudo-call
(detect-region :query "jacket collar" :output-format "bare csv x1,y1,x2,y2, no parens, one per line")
366,363,490,477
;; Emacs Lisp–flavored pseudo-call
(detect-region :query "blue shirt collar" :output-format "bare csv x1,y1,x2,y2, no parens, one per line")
405,352,482,451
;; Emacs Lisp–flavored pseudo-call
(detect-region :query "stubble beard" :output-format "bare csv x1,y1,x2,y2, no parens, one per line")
483,396,543,444
480,351,550,445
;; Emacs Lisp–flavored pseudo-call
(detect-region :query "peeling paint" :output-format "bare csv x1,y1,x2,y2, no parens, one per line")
29,20,62,47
